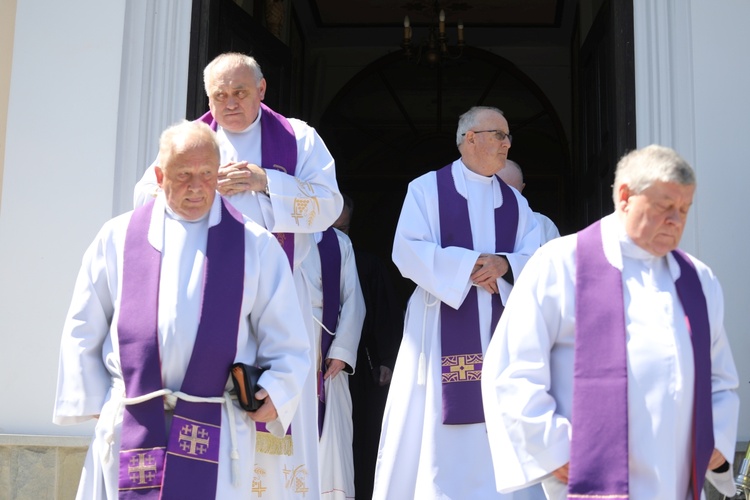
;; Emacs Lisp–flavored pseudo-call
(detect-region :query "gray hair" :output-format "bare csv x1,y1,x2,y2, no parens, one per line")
203,52,264,95
456,106,504,147
158,120,220,169
612,144,695,204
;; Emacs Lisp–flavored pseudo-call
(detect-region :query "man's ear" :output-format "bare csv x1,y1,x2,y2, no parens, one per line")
617,183,630,210
155,166,165,188
259,78,267,101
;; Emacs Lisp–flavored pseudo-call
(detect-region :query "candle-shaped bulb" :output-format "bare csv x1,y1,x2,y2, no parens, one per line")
439,9,446,36
404,15,411,42
457,20,464,44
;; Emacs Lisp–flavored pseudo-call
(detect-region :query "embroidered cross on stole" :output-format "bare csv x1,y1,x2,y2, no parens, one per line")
570,220,713,500
436,164,517,425
117,197,245,499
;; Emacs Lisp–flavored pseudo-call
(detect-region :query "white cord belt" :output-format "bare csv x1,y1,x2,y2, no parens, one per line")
105,388,243,486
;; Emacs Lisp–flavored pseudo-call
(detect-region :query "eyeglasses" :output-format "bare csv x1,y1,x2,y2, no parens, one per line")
463,129,512,143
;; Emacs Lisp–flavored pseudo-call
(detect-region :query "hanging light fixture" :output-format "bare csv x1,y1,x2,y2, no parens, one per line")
402,1,465,66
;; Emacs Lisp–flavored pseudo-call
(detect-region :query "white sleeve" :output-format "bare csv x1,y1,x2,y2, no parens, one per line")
482,241,574,493
698,262,740,497
133,159,160,208
392,174,481,309
262,121,343,234
247,228,312,432
326,230,365,371
53,224,118,425
497,189,541,304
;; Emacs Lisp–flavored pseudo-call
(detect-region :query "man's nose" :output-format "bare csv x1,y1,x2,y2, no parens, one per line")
666,208,684,225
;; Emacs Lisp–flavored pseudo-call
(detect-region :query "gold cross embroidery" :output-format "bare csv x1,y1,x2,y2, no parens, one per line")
179,423,210,455
292,198,311,224
128,452,157,485
252,478,267,496
449,355,475,380
283,465,309,495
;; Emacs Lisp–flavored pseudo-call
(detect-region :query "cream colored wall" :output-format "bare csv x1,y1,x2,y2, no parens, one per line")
0,0,17,214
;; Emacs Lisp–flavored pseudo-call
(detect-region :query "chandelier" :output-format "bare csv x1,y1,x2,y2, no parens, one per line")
401,1,465,66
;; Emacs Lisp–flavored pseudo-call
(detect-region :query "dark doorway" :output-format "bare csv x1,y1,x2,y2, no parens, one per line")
187,0,294,119
573,0,636,229
186,0,636,304
317,47,572,304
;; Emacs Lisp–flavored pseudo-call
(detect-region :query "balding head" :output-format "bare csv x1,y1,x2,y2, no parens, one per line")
154,121,221,220
498,159,525,192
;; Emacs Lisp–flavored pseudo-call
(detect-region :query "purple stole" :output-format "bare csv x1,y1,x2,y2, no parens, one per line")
436,164,517,424
316,227,342,435
197,102,297,268
117,197,245,499
198,105,299,451
570,220,713,500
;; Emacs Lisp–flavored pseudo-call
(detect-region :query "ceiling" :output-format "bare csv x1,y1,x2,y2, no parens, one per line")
293,0,577,47
310,0,561,27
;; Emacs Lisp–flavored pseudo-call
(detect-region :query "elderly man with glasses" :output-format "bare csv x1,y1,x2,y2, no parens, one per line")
373,106,542,499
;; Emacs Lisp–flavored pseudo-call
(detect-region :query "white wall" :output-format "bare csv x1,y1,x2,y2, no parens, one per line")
690,0,750,442
634,0,750,441
0,1,126,435
0,0,191,437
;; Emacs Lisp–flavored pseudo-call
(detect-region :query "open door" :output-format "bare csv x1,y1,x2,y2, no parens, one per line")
186,0,292,119
575,0,636,228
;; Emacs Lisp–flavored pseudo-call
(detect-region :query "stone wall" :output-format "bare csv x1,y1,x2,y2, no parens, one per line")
0,435,746,499
0,435,88,500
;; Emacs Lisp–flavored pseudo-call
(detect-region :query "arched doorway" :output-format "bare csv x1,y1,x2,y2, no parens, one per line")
318,47,571,303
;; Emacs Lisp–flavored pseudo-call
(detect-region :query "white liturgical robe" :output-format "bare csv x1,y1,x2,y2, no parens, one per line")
134,107,342,499
373,160,543,499
53,195,311,499
481,213,740,500
533,212,560,244
301,228,365,499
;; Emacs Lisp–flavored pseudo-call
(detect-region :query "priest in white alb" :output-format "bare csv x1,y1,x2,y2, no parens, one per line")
134,52,342,498
373,106,542,499
54,121,311,499
300,223,365,499
481,145,740,500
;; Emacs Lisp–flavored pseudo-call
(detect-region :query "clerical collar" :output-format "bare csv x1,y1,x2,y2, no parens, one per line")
220,107,263,136
613,215,663,262
164,202,210,223
460,160,494,184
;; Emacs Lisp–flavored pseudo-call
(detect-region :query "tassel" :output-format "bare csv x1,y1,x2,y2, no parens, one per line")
256,432,294,456
417,352,426,386
231,450,240,487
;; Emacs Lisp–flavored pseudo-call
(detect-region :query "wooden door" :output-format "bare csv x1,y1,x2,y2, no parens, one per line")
186,0,292,119
575,0,636,228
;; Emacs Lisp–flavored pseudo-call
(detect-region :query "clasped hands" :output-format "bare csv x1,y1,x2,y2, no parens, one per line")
470,253,509,295
217,161,268,196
